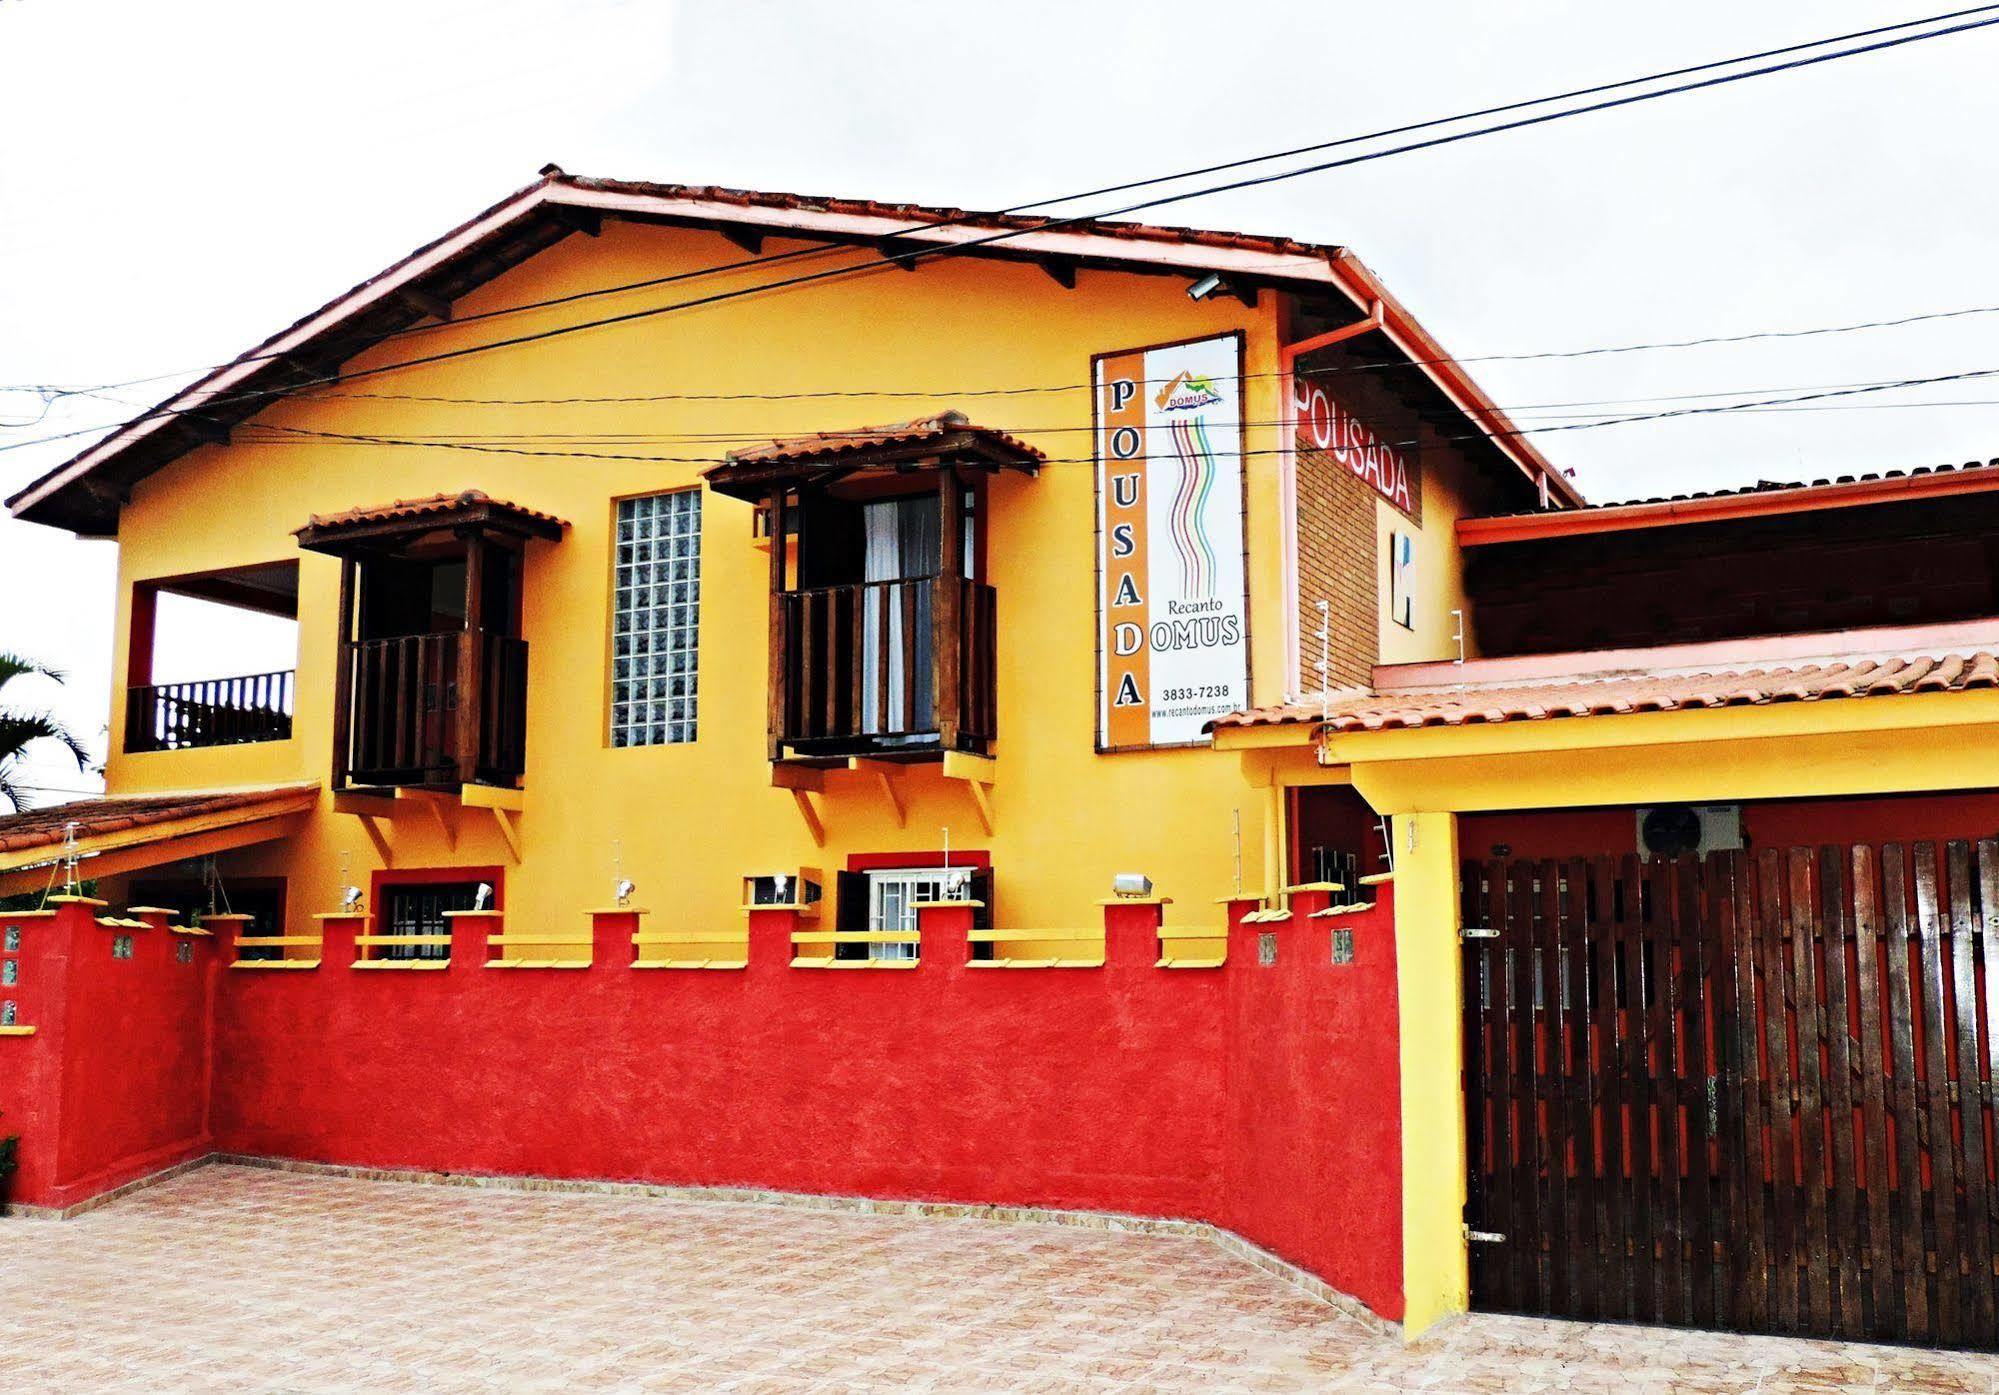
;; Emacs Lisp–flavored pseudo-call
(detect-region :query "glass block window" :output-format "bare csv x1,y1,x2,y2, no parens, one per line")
611,490,702,746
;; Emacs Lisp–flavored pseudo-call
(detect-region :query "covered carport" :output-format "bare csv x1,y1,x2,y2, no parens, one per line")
1216,643,1999,1347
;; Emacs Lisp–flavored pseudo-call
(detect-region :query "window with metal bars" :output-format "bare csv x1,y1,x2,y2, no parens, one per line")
381,883,479,962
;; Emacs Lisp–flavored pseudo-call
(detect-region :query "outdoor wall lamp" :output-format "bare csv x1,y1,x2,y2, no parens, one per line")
1112,873,1154,899
614,879,636,908
1185,272,1224,301
340,885,364,912
472,883,494,911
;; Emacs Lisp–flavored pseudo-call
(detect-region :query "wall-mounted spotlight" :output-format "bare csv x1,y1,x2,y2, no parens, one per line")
472,883,494,911
1186,272,1224,302
615,878,636,908
340,885,364,912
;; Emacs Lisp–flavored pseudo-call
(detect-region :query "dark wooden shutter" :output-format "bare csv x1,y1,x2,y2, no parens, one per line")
835,869,868,961
968,867,994,960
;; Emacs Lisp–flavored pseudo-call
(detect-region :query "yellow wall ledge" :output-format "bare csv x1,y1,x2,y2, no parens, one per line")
230,960,320,971
0,1024,37,1036
633,959,748,970
790,957,920,970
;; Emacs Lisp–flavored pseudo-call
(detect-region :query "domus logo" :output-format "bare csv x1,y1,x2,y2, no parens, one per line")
1153,370,1224,412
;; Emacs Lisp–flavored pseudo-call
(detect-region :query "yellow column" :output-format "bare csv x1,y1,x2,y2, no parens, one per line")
1392,809,1465,1339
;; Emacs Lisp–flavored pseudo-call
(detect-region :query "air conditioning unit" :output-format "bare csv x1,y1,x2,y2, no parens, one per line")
1635,803,1743,859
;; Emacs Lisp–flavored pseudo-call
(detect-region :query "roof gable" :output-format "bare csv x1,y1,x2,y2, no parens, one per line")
9,167,1574,534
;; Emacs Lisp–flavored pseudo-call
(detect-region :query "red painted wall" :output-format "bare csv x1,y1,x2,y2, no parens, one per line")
9,892,1405,1319
1223,886,1402,1314
200,896,1405,1319
1,903,216,1211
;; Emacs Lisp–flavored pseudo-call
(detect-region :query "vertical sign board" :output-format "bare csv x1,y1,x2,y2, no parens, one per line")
1094,333,1249,750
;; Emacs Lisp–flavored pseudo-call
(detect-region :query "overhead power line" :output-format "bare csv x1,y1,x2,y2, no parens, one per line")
7,6,1999,464
10,2,1998,410
190,364,1999,469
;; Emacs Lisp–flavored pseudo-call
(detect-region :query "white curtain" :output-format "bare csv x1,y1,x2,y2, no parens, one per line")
860,498,940,737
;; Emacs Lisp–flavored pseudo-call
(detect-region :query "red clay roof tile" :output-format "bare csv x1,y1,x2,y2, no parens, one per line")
720,411,1044,469
1212,651,1999,734
0,785,320,857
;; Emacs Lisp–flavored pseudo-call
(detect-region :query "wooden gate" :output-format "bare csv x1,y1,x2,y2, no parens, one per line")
1462,843,1999,1347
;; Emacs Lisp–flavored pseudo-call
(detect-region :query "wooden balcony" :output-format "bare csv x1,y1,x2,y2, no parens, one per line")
777,575,995,757
125,670,295,753
338,630,527,789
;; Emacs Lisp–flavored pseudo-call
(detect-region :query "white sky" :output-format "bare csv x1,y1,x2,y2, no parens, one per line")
6,0,1999,803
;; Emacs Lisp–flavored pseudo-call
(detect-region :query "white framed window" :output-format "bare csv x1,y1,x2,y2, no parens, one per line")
863,866,967,963
611,491,702,746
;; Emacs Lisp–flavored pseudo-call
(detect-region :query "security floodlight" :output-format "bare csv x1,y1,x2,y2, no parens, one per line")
1186,272,1224,301
340,885,364,911
948,868,971,898
472,883,494,911
773,873,790,902
615,878,636,908
1112,873,1154,899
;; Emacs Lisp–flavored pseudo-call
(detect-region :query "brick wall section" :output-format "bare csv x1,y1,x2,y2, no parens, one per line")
1295,447,1380,690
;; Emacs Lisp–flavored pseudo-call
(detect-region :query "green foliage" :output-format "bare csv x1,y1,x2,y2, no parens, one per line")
0,651,94,813
0,1111,17,1179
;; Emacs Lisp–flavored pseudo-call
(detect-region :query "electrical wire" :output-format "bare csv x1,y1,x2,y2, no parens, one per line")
192,364,1999,467
8,7,1999,461
9,2,1997,407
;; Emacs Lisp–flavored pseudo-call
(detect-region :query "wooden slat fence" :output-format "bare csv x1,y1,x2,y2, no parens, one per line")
1464,843,1999,1348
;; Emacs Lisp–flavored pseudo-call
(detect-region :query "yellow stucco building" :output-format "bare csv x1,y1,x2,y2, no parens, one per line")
10,169,1999,1352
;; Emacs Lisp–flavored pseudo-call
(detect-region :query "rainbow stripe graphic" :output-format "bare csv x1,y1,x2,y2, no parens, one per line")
1168,416,1220,598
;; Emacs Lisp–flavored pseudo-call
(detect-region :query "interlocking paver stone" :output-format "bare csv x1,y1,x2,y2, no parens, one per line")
2,1165,1997,1392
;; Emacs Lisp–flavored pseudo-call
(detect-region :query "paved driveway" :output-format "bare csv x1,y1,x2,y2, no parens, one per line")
2,1165,1995,1393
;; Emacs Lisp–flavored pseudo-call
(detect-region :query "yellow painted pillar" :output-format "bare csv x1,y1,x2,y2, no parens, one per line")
1392,809,1466,1339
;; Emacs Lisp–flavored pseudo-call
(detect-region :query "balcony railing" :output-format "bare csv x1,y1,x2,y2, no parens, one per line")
339,630,527,789
126,670,295,752
778,576,995,755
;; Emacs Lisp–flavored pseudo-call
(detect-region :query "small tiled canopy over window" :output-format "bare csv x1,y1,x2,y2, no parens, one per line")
612,490,702,746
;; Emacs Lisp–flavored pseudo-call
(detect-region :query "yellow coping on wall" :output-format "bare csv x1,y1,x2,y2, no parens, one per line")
1156,923,1227,969
313,911,369,921
441,909,505,918
230,961,321,971
235,936,324,948
1359,871,1396,886
1092,896,1173,906
633,959,748,970
1,910,58,920
95,917,152,930
632,930,748,970
487,959,590,970
966,928,1104,969
168,925,212,936
909,899,985,911
1309,902,1376,918
790,930,920,945
45,895,106,907
0,1025,37,1036
588,907,649,916
790,957,921,970
486,935,592,949
1281,881,1346,893
354,935,452,947
351,961,450,972
741,901,815,912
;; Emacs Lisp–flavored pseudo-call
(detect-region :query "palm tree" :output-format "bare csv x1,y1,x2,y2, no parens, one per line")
0,653,93,813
